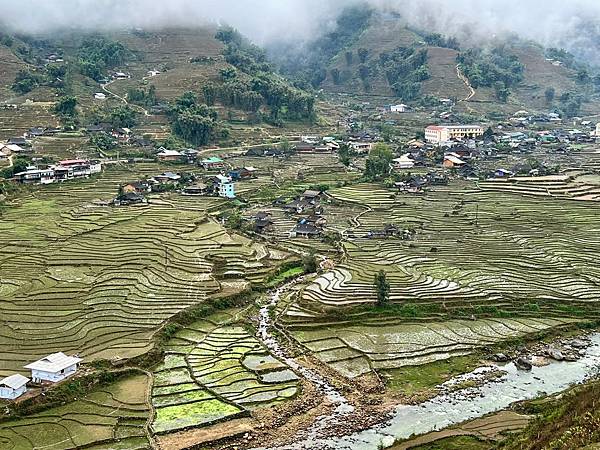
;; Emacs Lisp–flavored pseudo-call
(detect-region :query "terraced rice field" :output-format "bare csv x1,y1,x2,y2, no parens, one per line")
478,175,600,201
292,317,579,378
0,374,150,449
276,181,600,377
290,182,600,313
0,165,290,376
152,309,299,434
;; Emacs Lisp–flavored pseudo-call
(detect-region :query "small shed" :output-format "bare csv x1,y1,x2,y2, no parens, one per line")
0,374,29,399
24,352,82,383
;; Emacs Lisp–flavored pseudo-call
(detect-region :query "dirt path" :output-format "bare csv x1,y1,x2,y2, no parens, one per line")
101,79,150,116
456,64,475,102
455,64,478,115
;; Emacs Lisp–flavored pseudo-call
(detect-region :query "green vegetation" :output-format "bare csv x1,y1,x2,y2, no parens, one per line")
169,91,227,146
378,46,430,100
406,435,492,450
502,381,600,450
77,36,133,81
215,27,315,123
457,47,524,101
374,270,390,307
365,143,393,180
0,374,150,449
383,356,481,396
11,64,67,94
271,4,373,88
127,85,158,107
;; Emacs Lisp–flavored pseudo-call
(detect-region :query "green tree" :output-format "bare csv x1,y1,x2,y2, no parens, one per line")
302,253,318,274
544,86,555,103
54,96,78,117
358,47,369,63
365,143,393,180
338,143,352,166
330,68,341,85
345,51,353,66
483,126,494,140
374,270,390,307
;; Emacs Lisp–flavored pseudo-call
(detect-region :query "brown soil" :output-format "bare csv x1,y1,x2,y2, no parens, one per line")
391,410,531,449
157,418,257,450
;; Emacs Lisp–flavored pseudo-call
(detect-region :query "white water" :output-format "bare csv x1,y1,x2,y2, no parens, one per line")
306,334,600,449
256,278,355,449
256,280,600,450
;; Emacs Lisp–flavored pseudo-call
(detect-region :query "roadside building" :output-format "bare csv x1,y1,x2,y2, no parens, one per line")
392,154,415,170
200,156,225,170
425,125,484,144
157,149,183,162
25,352,82,383
0,374,29,400
216,175,235,199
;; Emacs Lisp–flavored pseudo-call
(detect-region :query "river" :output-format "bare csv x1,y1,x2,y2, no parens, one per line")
257,282,600,450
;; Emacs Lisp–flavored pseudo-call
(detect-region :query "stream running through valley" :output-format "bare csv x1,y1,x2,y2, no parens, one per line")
256,278,355,448
256,280,600,450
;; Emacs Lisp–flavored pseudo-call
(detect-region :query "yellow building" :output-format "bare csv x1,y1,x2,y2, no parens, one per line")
425,125,484,144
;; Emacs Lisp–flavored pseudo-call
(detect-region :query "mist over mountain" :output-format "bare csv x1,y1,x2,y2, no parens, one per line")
1,0,599,64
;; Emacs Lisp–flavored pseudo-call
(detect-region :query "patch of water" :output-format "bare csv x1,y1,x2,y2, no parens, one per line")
310,333,600,449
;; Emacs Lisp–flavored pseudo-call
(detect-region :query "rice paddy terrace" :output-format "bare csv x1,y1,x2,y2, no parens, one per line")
279,180,600,378
0,164,293,377
0,374,151,449
153,308,298,434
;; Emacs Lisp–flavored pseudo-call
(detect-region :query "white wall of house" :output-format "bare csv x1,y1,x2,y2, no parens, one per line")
219,182,236,199
0,385,26,400
30,364,78,383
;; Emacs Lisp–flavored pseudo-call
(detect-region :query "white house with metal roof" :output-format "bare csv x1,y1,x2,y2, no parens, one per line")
24,352,82,383
0,374,29,399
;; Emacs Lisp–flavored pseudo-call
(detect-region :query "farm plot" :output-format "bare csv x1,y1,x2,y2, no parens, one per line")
151,309,299,434
291,182,600,316
291,317,579,378
0,166,291,376
0,374,150,449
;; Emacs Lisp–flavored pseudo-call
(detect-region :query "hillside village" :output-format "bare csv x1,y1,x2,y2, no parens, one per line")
3,4,600,450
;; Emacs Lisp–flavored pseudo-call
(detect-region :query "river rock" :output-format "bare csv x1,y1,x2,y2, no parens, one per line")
570,339,589,349
492,353,510,362
514,357,533,371
547,348,564,361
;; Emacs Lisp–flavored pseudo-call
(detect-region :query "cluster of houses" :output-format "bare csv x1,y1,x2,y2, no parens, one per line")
113,164,257,206
253,190,326,238
0,127,63,160
13,159,103,184
0,352,81,400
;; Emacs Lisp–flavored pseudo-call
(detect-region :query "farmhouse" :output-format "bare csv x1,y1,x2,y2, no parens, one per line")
8,137,28,146
114,192,147,206
25,352,82,383
152,172,181,183
94,93,107,100
389,104,408,113
200,156,225,170
0,374,29,400
157,149,182,162
122,181,151,194
392,154,415,170
183,183,209,196
14,168,56,184
349,142,373,153
0,144,26,154
443,154,467,168
291,223,321,238
425,125,484,144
